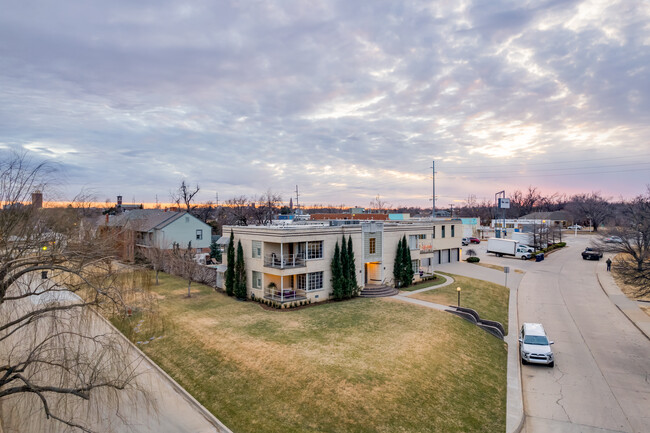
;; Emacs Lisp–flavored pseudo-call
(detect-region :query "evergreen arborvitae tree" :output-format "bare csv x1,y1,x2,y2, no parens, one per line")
209,241,222,262
346,235,357,298
400,235,414,288
225,230,235,296
340,234,349,295
393,237,404,288
234,240,247,300
330,241,343,300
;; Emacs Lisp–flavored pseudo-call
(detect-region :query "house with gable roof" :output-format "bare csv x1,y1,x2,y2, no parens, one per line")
101,209,211,261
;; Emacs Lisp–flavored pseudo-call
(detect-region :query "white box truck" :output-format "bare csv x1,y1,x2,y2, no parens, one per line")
487,238,532,260
510,232,535,252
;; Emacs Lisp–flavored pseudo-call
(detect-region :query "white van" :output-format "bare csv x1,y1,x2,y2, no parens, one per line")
519,323,554,367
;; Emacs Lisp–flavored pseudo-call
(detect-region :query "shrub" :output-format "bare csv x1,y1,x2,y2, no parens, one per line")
467,257,480,263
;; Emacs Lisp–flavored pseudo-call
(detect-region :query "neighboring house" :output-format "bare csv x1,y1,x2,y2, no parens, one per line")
100,209,211,261
223,219,462,304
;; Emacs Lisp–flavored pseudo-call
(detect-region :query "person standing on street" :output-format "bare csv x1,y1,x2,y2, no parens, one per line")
606,257,612,271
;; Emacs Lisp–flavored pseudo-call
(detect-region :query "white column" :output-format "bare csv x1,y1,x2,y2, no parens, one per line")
280,242,284,269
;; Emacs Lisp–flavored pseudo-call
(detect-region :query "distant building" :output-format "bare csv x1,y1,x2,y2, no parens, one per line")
100,209,211,261
310,213,389,221
31,191,43,209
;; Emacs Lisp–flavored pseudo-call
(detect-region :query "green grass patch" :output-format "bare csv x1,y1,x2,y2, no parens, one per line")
411,272,509,330
400,273,448,291
112,272,506,433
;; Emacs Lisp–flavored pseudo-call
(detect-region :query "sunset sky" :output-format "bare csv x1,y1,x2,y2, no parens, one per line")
2,0,649,209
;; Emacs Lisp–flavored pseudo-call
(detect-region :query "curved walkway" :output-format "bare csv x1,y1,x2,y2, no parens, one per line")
393,273,456,311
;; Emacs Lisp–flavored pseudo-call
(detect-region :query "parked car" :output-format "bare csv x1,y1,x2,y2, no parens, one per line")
519,323,554,367
462,237,470,246
567,225,583,230
582,247,603,260
604,236,623,243
468,237,480,244
518,244,535,253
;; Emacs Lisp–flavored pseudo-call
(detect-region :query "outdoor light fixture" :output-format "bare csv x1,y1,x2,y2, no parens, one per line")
457,286,461,307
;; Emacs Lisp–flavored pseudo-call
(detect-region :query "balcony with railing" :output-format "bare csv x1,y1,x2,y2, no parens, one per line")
264,286,307,303
263,253,306,269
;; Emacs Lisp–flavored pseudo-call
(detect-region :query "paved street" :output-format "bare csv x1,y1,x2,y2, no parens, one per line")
515,236,650,433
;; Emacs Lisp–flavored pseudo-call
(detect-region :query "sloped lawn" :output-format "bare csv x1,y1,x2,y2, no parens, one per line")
113,272,506,433
410,272,509,330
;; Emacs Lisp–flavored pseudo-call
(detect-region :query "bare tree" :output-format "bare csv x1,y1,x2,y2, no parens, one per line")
252,190,282,225
369,194,389,213
225,195,252,226
595,188,650,296
567,192,613,232
193,201,215,223
171,180,200,213
0,151,148,432
141,246,168,285
170,242,201,297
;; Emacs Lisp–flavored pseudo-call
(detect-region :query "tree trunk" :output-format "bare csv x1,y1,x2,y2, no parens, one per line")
155,269,160,285
187,280,192,297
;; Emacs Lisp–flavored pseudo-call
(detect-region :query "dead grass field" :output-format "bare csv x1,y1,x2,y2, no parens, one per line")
112,272,506,433
410,273,510,330
612,255,650,317
473,262,525,274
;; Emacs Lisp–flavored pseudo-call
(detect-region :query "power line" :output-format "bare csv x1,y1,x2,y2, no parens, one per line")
444,167,650,179
444,161,650,174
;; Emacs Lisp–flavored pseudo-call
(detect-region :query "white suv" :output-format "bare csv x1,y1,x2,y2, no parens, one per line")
519,323,554,367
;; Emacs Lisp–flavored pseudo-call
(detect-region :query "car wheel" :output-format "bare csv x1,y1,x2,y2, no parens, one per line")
549,361,554,368
521,358,528,365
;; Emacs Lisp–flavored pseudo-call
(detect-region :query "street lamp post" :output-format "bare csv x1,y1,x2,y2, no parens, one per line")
457,286,461,307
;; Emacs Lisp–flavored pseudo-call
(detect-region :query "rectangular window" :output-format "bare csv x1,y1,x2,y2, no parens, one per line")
297,274,306,290
451,225,455,237
411,260,419,273
442,226,446,238
252,271,262,289
369,237,376,254
432,226,436,239
196,229,203,240
418,234,426,239
252,240,262,258
408,235,418,250
308,271,323,291
307,241,323,259
185,216,190,223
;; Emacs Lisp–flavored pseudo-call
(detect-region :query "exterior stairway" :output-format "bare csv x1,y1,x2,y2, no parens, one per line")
359,284,399,298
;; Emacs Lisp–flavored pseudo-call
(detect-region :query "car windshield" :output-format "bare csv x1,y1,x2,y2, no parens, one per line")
523,335,549,345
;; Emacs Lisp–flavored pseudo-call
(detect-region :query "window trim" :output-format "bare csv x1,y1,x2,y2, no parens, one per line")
252,271,262,289
196,229,203,240
369,237,376,254
307,241,323,260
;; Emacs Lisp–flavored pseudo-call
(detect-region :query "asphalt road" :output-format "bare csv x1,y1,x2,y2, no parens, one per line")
514,235,650,433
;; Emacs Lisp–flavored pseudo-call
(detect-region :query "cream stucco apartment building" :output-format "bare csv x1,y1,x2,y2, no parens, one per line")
223,219,462,304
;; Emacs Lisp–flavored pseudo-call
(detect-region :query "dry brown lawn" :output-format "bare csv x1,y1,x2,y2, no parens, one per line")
112,272,507,433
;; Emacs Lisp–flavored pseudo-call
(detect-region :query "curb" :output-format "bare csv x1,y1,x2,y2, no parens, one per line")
506,275,525,433
92,309,233,433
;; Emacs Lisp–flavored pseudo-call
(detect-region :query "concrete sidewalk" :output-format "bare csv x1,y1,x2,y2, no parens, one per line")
596,257,650,341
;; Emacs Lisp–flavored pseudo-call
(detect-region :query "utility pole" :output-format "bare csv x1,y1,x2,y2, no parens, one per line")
450,204,454,217
431,160,436,218
295,185,300,214
215,192,219,207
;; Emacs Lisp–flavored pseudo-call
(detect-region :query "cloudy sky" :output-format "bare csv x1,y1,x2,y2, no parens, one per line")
1,0,649,209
